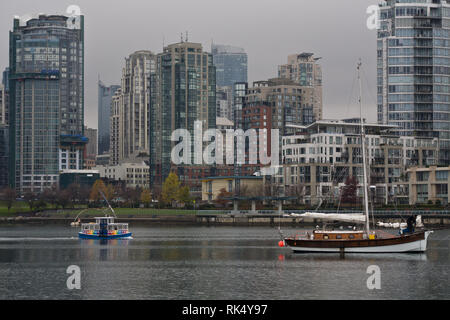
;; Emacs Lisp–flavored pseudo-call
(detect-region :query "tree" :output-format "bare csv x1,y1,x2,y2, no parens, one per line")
1,187,16,213
341,176,359,205
41,186,59,209
89,180,114,203
141,189,152,208
23,191,37,212
56,189,71,209
177,185,192,206
162,173,181,206
215,188,232,207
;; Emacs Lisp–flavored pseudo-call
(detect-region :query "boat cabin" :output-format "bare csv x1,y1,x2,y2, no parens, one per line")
80,217,129,236
312,230,365,240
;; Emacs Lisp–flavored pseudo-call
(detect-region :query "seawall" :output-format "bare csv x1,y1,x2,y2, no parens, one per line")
1,213,449,228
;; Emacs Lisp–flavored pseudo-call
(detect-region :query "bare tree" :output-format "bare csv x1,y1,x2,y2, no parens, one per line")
1,187,17,213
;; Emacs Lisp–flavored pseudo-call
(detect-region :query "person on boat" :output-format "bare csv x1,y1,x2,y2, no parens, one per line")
406,215,416,234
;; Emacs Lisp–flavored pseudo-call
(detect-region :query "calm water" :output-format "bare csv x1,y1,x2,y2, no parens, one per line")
0,224,448,300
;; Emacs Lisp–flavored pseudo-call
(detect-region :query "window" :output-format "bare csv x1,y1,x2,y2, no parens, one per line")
417,172,429,182
436,171,448,181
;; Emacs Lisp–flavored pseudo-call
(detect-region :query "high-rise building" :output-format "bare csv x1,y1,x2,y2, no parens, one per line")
233,82,247,130
216,86,233,121
2,68,9,91
9,14,85,193
150,41,216,186
110,51,156,165
98,80,119,156
0,84,8,125
245,78,318,134
84,126,97,159
377,0,450,165
0,124,8,188
278,52,323,122
211,44,248,88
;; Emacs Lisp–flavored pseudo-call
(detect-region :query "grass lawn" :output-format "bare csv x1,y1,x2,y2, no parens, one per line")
0,201,228,218
0,201,33,216
37,208,204,218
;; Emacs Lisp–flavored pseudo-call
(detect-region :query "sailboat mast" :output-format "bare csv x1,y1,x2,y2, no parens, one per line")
357,61,371,235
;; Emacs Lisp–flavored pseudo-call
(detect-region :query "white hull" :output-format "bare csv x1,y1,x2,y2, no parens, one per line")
290,231,433,254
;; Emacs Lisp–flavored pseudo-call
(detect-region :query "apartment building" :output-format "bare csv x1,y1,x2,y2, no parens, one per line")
94,161,150,189
266,119,439,205
406,166,450,205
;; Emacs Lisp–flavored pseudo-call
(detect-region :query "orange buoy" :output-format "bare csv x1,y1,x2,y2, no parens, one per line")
278,240,285,248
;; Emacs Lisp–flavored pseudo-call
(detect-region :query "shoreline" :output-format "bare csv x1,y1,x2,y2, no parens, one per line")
1,214,450,229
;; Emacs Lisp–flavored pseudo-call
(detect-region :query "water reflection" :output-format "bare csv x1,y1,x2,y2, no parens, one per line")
79,238,131,262
0,225,448,299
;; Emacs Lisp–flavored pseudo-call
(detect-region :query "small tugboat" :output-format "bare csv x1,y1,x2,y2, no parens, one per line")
77,190,132,240
79,216,132,239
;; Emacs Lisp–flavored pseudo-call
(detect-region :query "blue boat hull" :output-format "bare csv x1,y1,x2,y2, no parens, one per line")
78,232,132,240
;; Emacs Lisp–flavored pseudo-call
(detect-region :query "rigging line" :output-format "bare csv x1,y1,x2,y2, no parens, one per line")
361,68,378,107
345,70,358,118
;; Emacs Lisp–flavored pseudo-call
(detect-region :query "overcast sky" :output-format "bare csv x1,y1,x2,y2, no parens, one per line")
0,0,380,129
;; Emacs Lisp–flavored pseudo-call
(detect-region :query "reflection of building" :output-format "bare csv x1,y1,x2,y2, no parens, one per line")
0,124,8,188
150,41,216,187
9,14,86,193
267,119,439,206
59,170,100,190
377,1,450,165
406,166,450,205
94,161,150,189
111,51,155,165
98,81,120,155
201,176,263,202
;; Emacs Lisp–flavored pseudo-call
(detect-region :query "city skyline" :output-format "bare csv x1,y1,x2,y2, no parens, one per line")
0,0,379,130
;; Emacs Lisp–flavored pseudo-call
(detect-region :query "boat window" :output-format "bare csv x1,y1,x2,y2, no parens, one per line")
323,235,329,240
336,235,342,239
349,234,355,239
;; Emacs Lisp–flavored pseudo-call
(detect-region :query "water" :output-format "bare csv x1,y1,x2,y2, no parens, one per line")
0,224,448,300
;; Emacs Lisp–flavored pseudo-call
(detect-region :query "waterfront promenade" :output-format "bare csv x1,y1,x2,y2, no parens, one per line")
1,208,450,227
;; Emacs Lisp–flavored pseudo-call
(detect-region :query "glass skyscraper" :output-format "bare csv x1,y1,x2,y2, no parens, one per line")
377,0,450,164
9,14,85,193
0,124,8,188
150,41,216,186
211,44,247,88
98,81,119,156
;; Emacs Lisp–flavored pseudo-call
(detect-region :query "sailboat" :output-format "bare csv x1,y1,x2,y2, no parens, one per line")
281,61,433,253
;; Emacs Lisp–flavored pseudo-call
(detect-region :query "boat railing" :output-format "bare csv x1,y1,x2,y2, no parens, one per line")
294,233,311,240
